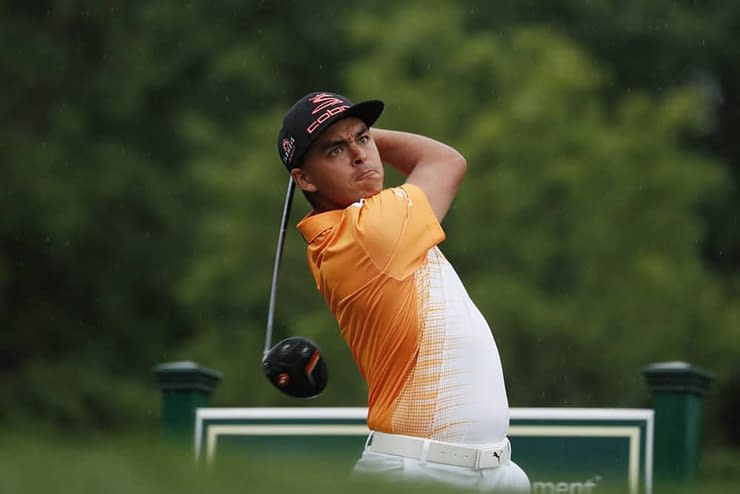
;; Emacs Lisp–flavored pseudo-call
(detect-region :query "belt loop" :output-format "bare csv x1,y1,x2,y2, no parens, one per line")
419,438,431,463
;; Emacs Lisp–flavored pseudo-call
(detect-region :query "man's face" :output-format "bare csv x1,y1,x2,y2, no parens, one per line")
292,117,384,211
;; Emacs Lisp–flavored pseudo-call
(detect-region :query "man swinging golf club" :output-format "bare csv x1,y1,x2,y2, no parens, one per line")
263,91,530,492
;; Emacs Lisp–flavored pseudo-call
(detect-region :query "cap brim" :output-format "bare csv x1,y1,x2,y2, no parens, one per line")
343,99,384,129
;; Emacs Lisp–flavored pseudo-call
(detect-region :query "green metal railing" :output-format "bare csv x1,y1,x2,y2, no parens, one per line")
643,361,714,489
153,361,222,443
154,360,713,489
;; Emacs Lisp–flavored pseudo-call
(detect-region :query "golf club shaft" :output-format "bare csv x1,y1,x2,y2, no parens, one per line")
264,177,296,358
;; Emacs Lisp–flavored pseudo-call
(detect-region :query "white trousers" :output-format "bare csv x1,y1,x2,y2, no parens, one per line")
352,440,531,493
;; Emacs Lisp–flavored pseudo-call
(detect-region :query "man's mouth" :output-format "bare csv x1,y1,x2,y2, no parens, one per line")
357,169,377,180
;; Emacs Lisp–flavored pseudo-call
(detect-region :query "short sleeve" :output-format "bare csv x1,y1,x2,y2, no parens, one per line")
352,183,445,280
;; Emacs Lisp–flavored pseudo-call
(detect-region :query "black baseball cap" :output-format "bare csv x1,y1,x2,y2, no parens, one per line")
277,91,384,170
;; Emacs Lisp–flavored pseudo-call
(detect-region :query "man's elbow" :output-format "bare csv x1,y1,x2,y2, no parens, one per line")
450,150,467,182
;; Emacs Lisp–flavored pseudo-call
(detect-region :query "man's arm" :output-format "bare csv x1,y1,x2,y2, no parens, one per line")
372,128,467,222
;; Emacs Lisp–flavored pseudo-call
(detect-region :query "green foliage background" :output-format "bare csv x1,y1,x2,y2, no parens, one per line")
2,0,739,465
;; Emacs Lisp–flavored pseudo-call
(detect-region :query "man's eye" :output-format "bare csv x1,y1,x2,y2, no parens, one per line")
358,134,369,144
329,147,342,156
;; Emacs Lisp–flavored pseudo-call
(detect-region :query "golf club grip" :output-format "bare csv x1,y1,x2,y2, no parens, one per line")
264,177,296,357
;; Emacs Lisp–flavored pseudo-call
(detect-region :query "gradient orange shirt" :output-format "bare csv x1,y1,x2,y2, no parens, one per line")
297,184,509,444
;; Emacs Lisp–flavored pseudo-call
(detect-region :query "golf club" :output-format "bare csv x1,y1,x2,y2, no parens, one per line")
261,177,328,398
263,176,296,358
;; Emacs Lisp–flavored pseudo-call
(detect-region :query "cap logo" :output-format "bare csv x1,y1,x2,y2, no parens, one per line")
306,93,350,135
281,137,296,165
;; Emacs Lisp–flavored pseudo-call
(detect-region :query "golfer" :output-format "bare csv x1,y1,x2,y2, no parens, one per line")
277,91,530,492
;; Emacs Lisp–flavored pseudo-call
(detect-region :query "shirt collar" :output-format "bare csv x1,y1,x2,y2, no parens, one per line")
296,209,343,244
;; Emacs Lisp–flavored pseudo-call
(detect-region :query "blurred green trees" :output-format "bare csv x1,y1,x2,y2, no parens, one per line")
1,0,738,450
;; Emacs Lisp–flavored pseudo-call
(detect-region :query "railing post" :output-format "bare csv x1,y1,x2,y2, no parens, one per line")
153,361,222,443
644,361,713,490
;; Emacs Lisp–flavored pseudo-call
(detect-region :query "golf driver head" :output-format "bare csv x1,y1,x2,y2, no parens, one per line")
262,337,328,398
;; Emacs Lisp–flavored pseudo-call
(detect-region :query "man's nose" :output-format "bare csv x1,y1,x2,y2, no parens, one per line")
350,143,367,166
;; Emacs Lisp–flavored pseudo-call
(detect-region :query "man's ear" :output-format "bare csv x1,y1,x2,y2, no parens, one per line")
291,168,318,193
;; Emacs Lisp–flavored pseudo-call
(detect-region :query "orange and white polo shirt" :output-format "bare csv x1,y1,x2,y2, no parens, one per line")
296,183,510,445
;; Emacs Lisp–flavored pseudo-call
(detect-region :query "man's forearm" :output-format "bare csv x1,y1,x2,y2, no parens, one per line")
372,128,464,177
